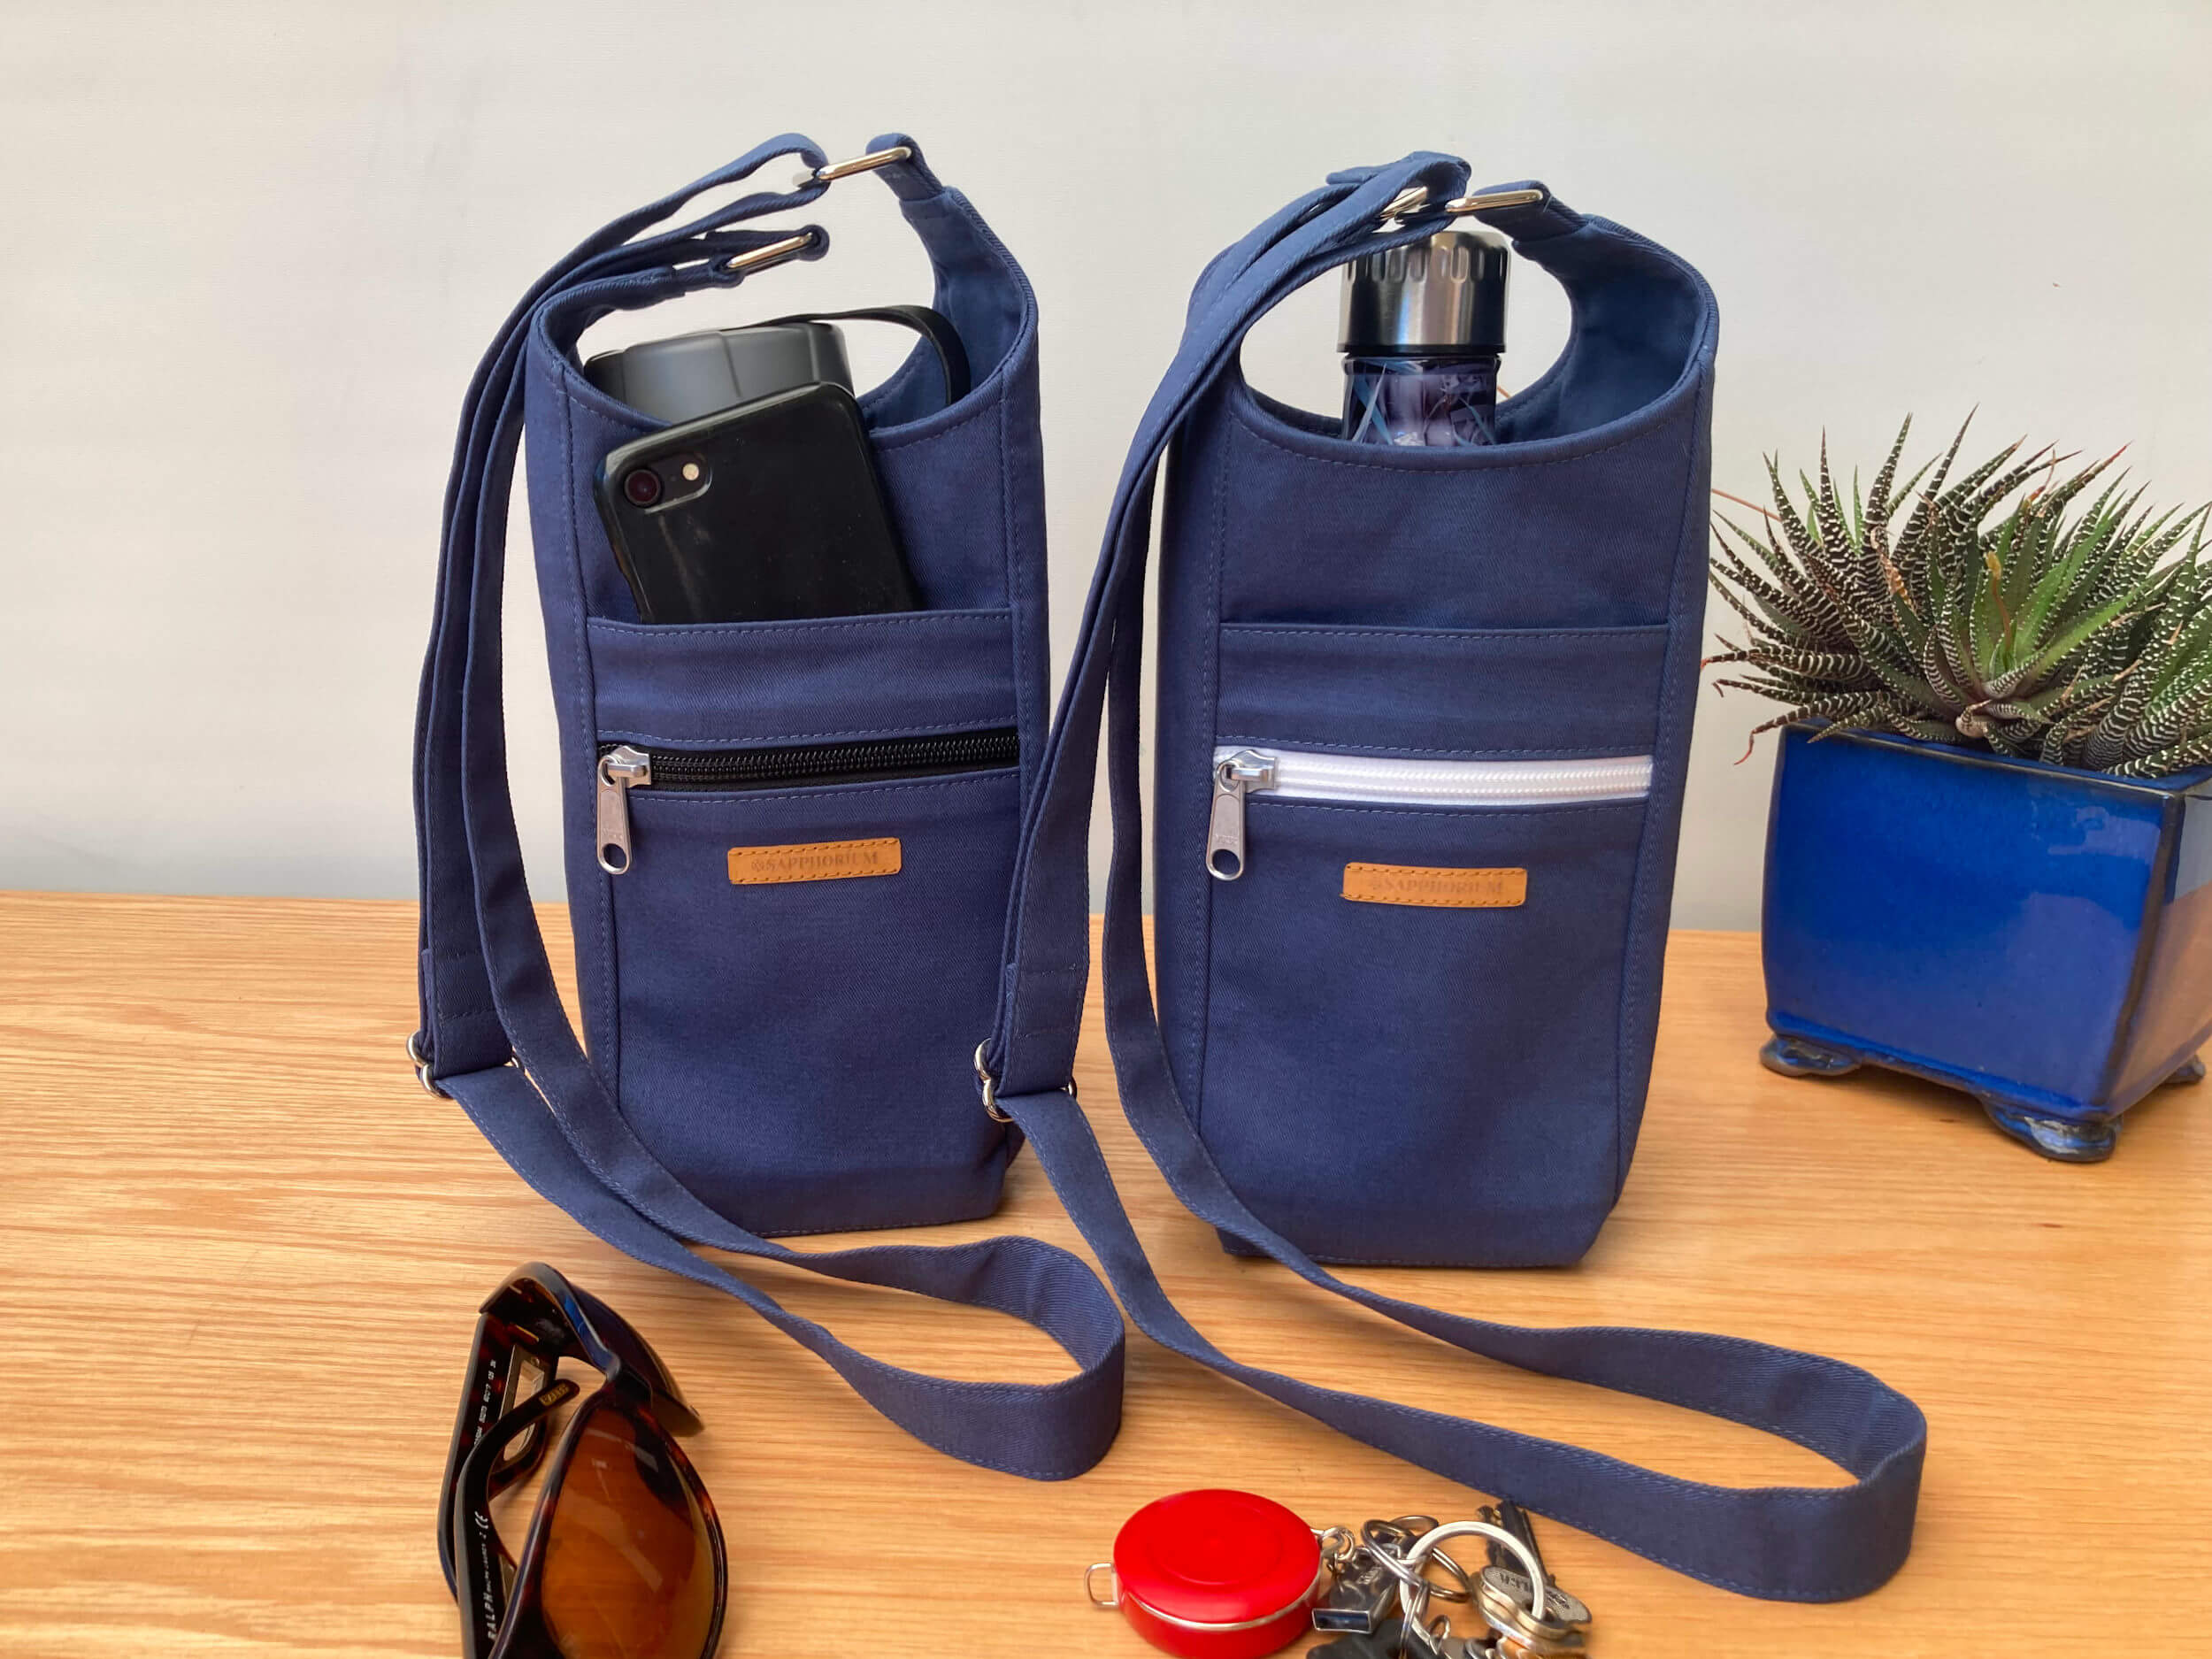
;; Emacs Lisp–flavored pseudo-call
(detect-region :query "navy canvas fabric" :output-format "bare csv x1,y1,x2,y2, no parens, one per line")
1148,192,1714,1266
411,139,1927,1603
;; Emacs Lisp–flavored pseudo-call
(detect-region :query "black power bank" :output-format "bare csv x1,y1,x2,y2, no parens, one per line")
593,383,921,624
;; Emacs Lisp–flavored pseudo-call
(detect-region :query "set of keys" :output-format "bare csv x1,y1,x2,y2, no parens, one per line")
1085,1487,1593,1659
1308,1503,1594,1659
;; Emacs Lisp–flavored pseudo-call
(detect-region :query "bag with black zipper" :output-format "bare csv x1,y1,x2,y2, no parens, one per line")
411,136,1927,1604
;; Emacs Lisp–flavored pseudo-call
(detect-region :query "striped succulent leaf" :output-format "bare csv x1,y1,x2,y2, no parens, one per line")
1709,418,2212,778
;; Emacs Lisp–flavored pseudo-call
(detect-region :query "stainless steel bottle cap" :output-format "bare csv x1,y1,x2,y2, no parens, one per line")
1339,228,1509,357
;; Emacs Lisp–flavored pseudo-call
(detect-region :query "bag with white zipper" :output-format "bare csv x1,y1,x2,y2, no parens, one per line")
976,154,1930,1601
1075,166,1708,1271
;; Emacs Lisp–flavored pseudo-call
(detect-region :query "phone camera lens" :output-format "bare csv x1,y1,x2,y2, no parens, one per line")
622,468,662,506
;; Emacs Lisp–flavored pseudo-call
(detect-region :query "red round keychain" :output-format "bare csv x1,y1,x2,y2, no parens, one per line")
1087,1489,1324,1659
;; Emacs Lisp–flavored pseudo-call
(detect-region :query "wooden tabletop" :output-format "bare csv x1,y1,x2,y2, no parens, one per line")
1,892,2204,1655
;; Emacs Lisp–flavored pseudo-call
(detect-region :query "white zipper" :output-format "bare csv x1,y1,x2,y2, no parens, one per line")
1205,745,1653,880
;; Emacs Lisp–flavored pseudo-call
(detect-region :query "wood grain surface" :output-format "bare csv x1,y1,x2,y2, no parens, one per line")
1,892,2204,1655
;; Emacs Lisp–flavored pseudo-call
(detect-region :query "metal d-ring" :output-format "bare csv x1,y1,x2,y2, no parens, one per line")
794,144,914,189
1083,1563,1119,1609
973,1041,1011,1123
973,1041,1079,1125
1396,1520,1547,1634
405,1031,449,1099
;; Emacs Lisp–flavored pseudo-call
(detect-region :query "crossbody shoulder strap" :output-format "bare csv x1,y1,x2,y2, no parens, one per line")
982,153,1929,1602
411,134,1126,1482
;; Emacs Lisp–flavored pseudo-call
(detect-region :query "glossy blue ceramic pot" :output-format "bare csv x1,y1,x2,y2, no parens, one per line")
1761,723,2212,1160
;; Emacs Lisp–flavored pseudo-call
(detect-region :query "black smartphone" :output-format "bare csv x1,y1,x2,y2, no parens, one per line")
593,383,920,624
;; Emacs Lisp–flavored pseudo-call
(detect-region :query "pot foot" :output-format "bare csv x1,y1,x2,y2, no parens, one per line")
1760,1034,1861,1080
1982,1099,2116,1162
2164,1055,2206,1088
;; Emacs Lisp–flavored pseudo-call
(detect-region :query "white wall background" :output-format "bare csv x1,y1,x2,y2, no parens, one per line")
3,0,2208,926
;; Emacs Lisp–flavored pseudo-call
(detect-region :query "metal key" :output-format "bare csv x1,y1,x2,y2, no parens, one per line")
1476,1567,1590,1658
1473,1505,1592,1658
1488,1503,1541,1573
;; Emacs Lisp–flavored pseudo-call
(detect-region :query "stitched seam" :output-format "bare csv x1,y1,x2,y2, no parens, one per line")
1227,391,1662,474
994,371,1048,1122
587,612,1010,641
1311,1331,1906,1479
1221,625,1670,642
1224,1282,1923,1533
864,369,1003,451
633,773,1017,804
1617,363,1715,1194
594,718,1016,745
997,341,1034,814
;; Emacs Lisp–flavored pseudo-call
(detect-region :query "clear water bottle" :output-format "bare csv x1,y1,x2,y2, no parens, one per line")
1340,228,1509,447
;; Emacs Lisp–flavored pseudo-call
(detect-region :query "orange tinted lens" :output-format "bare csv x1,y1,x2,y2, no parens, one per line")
539,1398,719,1659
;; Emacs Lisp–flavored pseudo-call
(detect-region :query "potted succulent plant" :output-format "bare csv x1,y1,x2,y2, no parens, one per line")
1710,419,2212,1160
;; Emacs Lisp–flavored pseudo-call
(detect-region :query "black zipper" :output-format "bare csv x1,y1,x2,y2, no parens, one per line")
593,726,1019,876
596,726,1018,789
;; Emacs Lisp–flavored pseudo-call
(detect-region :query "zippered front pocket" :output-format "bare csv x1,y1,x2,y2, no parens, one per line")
1189,743,1655,1267
1204,746,1652,879
599,759,1024,1234
596,726,1020,875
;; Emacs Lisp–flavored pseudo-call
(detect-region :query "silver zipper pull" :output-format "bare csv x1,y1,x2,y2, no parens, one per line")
595,746,651,876
1205,749,1276,880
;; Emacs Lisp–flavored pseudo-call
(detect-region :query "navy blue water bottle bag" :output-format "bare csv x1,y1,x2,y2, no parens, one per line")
411,136,1927,1605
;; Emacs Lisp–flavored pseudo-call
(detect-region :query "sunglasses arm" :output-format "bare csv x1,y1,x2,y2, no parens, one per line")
449,1379,581,1659
439,1322,567,1595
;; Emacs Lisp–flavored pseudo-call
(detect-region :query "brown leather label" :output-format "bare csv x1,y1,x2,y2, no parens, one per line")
728,838,902,886
1341,862,1526,909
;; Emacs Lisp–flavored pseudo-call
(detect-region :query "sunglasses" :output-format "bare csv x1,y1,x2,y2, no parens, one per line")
439,1264,727,1659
